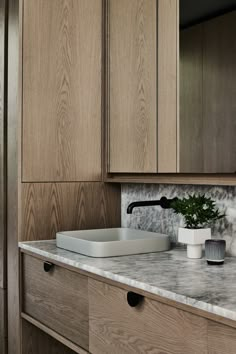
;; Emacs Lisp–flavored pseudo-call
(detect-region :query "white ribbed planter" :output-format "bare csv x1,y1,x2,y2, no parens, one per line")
178,227,211,259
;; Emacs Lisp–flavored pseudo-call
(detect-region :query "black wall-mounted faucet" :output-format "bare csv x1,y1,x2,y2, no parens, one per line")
127,197,178,214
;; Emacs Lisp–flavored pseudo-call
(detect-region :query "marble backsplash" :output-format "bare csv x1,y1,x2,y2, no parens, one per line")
121,184,236,256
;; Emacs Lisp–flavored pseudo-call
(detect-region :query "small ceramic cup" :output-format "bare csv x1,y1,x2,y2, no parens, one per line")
205,239,226,265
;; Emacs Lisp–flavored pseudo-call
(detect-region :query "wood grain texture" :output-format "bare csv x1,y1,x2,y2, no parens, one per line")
157,0,178,173
22,319,77,354
23,254,89,350
21,182,121,241
20,250,236,354
19,248,236,331
179,24,204,172
203,12,236,173
207,320,236,353
0,289,7,354
22,0,102,182
89,278,208,354
7,0,22,352
109,0,157,173
0,0,6,290
180,12,236,173
105,173,236,185
21,247,236,331
22,314,89,354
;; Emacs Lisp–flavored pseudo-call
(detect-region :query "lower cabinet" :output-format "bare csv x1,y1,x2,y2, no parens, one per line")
21,253,236,354
207,320,236,354
22,320,77,354
89,279,207,354
22,254,89,351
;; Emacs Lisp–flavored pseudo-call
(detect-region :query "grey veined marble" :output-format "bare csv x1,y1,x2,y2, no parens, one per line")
122,184,236,256
19,240,236,322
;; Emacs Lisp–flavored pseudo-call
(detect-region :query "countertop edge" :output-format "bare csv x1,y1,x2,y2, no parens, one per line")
19,242,236,323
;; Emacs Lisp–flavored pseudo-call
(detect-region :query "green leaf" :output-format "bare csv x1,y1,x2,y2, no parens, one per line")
170,194,225,229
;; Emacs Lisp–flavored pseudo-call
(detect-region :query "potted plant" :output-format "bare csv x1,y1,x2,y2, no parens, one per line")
171,194,224,259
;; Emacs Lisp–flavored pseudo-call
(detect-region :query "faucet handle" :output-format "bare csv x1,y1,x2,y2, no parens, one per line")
160,197,178,209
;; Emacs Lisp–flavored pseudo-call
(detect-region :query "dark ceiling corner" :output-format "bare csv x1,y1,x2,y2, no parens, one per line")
180,0,236,29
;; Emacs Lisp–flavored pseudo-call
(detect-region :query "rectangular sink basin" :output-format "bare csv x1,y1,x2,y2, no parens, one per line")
56,228,170,257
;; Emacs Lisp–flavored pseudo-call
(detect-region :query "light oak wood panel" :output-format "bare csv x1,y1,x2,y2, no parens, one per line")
22,0,102,182
0,0,6,290
89,278,208,354
203,12,236,173
0,289,6,354
22,320,77,354
7,0,22,352
157,0,178,173
23,254,89,350
109,0,157,173
180,12,236,173
21,182,121,241
105,173,236,185
22,314,89,354
21,247,236,330
179,24,204,172
207,320,236,354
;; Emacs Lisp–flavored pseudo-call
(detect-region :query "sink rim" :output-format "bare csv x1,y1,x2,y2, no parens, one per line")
56,227,169,244
56,228,170,258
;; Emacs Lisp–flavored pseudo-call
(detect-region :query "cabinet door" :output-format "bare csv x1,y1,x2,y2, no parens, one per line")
89,279,207,354
179,25,204,173
179,12,236,173
207,320,236,354
22,0,102,182
23,254,89,350
108,0,178,173
203,12,236,173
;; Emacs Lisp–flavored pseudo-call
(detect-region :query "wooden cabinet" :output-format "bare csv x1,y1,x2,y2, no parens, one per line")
22,320,77,354
108,0,157,173
21,182,121,242
89,279,236,354
179,11,236,173
108,0,178,174
179,24,204,173
203,12,236,173
22,0,102,182
89,278,207,354
207,320,236,354
22,254,89,351
21,252,236,354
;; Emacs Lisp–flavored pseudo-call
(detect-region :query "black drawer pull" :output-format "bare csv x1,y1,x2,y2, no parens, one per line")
43,261,54,273
127,291,144,307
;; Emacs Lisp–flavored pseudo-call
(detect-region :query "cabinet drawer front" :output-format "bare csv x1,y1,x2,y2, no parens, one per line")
22,254,89,350
207,320,236,354
89,279,207,354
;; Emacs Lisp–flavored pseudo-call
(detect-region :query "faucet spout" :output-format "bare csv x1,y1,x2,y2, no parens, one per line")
127,197,178,214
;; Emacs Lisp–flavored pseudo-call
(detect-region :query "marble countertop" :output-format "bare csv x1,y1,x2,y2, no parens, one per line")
19,240,236,322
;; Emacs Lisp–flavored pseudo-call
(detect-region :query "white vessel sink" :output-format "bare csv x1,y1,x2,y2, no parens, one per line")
56,228,170,258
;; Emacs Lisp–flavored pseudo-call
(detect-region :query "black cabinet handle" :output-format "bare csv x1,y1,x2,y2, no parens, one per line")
43,261,54,273
127,291,144,307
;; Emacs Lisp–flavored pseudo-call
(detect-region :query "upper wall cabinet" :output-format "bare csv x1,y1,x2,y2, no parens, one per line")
22,0,102,182
108,0,178,173
179,4,236,173
107,0,236,181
